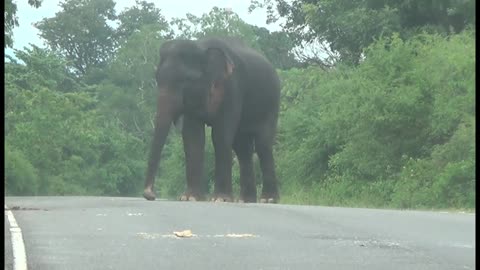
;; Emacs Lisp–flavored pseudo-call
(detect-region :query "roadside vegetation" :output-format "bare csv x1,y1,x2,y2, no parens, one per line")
5,0,475,210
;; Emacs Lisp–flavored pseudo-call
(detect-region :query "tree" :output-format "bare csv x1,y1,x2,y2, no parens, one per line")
250,0,476,65
5,46,146,196
5,0,19,48
275,30,475,208
116,0,172,42
6,45,81,93
99,24,166,142
34,0,118,75
251,26,299,69
171,7,258,45
5,0,42,48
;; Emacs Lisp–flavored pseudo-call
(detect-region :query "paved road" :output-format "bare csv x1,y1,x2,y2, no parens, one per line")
4,196,475,270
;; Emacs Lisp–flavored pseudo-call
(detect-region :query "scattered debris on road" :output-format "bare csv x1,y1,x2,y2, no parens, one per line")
173,230,195,238
137,233,173,239
127,212,144,216
217,234,257,238
136,232,258,239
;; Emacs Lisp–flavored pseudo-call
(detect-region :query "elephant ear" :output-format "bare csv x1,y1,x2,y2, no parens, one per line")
205,48,234,80
205,48,235,114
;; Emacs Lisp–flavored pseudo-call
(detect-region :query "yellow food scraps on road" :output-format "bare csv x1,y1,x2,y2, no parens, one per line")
224,233,256,238
137,233,157,239
136,232,258,239
173,230,195,238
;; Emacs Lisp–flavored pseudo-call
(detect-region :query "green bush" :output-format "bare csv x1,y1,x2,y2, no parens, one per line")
277,30,475,209
390,158,438,208
434,160,475,208
5,146,39,196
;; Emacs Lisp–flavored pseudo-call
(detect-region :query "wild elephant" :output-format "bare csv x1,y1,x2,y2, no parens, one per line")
143,37,280,203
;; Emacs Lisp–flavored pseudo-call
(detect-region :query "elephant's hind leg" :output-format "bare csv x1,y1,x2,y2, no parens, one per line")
233,133,257,203
255,120,279,203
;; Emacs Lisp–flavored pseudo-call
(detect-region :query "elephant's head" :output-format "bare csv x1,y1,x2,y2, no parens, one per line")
155,40,235,121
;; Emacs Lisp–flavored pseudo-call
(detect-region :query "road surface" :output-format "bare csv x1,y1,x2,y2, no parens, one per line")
4,196,475,270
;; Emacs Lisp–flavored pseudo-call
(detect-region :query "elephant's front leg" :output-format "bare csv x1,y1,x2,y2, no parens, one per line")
181,116,206,201
211,127,234,202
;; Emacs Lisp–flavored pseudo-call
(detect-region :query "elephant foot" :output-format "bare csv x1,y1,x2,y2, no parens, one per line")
238,186,257,203
259,198,277,203
259,193,279,204
143,188,156,201
179,192,203,202
211,194,233,203
238,195,257,203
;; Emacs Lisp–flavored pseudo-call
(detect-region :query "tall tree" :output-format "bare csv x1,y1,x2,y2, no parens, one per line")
5,46,146,196
252,26,299,69
34,0,118,75
250,0,476,65
171,7,257,44
5,0,42,48
5,45,81,93
116,0,172,42
100,24,166,142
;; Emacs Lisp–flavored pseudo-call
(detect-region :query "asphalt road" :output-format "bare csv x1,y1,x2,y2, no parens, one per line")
4,196,475,270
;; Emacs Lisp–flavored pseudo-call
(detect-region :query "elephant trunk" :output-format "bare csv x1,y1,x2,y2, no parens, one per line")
143,90,182,200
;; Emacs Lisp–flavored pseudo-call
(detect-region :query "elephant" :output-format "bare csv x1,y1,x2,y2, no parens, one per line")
143,37,280,203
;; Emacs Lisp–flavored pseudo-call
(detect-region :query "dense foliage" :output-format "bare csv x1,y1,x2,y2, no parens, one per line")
5,0,475,209
250,0,476,65
276,31,475,209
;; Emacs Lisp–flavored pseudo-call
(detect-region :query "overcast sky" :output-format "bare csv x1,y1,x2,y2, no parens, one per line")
6,0,282,57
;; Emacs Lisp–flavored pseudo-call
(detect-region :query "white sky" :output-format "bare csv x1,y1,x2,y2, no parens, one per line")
5,0,283,56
